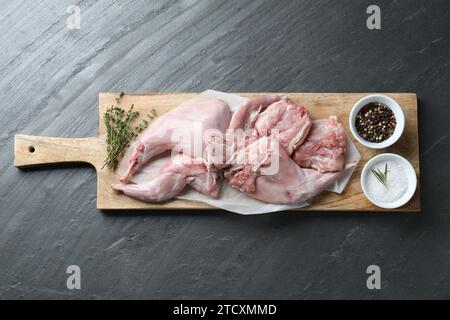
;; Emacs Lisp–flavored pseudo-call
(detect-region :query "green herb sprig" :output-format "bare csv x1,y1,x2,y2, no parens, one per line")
103,93,157,170
371,163,388,188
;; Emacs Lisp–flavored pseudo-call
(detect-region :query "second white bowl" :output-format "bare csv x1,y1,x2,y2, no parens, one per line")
361,153,417,209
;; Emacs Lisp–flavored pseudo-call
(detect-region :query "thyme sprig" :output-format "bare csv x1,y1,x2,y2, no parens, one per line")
103,93,157,170
371,163,388,188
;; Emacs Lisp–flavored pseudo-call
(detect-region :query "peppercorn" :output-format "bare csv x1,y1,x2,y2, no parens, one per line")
355,103,396,143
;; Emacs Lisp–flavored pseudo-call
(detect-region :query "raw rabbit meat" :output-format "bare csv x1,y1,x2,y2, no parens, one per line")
225,136,342,204
228,95,283,131
293,116,347,173
225,98,343,205
112,154,221,202
228,96,312,155
254,98,312,154
120,97,231,182
113,93,351,208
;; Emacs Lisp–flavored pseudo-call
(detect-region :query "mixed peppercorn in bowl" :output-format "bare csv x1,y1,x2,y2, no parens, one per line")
349,94,405,149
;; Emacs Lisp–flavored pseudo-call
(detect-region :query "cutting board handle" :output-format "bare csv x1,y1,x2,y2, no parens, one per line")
14,134,102,168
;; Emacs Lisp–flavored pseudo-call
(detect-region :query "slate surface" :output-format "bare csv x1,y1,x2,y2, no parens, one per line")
0,0,449,299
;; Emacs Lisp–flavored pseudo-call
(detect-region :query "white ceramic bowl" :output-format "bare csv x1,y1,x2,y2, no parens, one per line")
361,153,417,209
349,94,405,149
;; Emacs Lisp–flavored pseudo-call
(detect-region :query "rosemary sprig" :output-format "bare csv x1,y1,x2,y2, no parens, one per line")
102,94,157,170
371,163,388,188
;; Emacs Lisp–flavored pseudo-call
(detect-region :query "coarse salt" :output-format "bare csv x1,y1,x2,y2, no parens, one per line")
365,159,408,203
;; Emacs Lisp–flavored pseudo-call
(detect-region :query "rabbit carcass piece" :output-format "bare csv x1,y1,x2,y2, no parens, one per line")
225,136,342,204
293,116,347,173
227,96,312,156
112,96,230,203
112,154,221,202
120,97,231,182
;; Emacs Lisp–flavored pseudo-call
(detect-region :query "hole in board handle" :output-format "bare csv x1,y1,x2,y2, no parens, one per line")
28,146,35,154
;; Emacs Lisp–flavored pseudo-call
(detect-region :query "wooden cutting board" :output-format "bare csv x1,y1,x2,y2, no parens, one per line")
14,93,421,212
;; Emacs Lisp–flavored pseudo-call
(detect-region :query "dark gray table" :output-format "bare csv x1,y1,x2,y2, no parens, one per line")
1,0,449,299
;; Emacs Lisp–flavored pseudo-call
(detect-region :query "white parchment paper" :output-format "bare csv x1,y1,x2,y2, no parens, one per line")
118,90,361,214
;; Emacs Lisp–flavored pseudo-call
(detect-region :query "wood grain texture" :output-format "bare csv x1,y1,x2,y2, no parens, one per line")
14,92,420,211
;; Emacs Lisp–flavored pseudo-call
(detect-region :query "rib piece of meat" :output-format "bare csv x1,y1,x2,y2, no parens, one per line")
225,95,282,160
225,136,341,204
255,98,312,154
227,96,311,156
293,116,347,173
120,97,231,182
228,95,283,131
112,154,221,202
